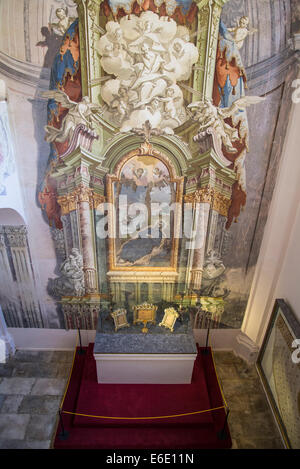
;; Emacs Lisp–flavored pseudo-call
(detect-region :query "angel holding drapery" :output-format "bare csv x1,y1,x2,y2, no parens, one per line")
42,90,104,144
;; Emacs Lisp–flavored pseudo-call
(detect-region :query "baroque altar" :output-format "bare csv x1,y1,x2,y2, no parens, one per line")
39,0,264,344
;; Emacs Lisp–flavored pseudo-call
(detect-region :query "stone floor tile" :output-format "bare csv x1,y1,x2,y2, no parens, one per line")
231,438,239,449
24,439,51,449
248,394,272,413
233,361,259,380
219,376,260,398
0,438,51,449
12,362,60,378
236,437,283,449
12,350,53,363
0,363,14,378
1,395,23,413
0,395,5,411
56,362,73,379
25,414,57,441
18,395,61,415
0,377,35,395
50,351,74,363
0,414,30,439
215,363,242,381
213,351,244,366
31,378,66,396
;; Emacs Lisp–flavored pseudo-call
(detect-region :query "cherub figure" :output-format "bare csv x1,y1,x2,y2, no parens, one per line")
228,16,258,50
42,90,102,143
49,7,76,36
159,87,182,125
110,85,132,124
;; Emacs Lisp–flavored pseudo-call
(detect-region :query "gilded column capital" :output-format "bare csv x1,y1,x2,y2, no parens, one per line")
212,192,231,217
73,183,93,204
57,194,77,216
57,184,106,215
184,187,231,217
184,186,215,205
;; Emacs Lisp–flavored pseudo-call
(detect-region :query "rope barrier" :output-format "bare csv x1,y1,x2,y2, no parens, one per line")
61,405,225,421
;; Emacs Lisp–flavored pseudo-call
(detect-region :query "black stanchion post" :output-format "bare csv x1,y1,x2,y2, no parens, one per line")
58,409,69,441
201,325,210,355
217,407,230,440
77,327,85,355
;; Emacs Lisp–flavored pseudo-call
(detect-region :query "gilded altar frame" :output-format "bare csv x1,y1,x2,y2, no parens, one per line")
106,147,184,274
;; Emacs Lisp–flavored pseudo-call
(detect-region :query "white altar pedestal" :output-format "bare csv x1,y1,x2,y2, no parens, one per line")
93,352,197,384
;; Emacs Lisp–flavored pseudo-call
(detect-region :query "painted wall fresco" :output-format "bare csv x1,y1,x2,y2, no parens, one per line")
0,102,15,196
0,0,297,331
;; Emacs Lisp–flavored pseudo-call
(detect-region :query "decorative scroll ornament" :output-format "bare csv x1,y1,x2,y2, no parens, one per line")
49,248,85,298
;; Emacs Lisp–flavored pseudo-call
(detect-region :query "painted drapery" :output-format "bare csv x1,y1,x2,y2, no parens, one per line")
39,19,82,229
213,20,249,229
100,0,198,25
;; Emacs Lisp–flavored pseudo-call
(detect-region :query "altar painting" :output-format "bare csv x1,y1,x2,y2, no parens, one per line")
108,154,181,270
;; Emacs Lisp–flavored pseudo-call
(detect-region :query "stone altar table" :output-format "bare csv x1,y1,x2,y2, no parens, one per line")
93,310,197,384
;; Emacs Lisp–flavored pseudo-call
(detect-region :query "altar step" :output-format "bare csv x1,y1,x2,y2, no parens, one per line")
53,343,231,449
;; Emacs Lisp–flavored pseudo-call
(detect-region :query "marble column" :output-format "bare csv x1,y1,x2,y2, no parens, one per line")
206,209,219,254
70,210,81,251
76,185,98,294
190,202,211,290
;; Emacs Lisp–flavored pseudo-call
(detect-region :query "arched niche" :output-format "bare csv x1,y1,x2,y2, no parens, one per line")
0,208,25,226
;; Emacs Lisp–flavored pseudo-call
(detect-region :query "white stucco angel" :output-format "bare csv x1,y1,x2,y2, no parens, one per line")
227,16,258,50
42,91,102,143
188,96,265,153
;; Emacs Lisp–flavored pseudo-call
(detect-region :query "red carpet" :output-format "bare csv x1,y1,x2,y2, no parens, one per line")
53,344,231,449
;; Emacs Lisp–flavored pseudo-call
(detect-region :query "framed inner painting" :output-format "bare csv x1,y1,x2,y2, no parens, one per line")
256,299,300,449
106,150,183,273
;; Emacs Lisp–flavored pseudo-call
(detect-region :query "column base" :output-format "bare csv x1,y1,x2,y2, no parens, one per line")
0,332,16,361
233,331,259,364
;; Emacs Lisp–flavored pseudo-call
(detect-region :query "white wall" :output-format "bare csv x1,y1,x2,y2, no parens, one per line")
242,77,300,347
275,202,300,321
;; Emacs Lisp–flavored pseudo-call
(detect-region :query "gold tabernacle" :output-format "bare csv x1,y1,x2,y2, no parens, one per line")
133,303,158,333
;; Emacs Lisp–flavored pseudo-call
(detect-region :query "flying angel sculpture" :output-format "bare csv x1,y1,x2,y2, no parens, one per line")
42,90,104,143
188,96,265,153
